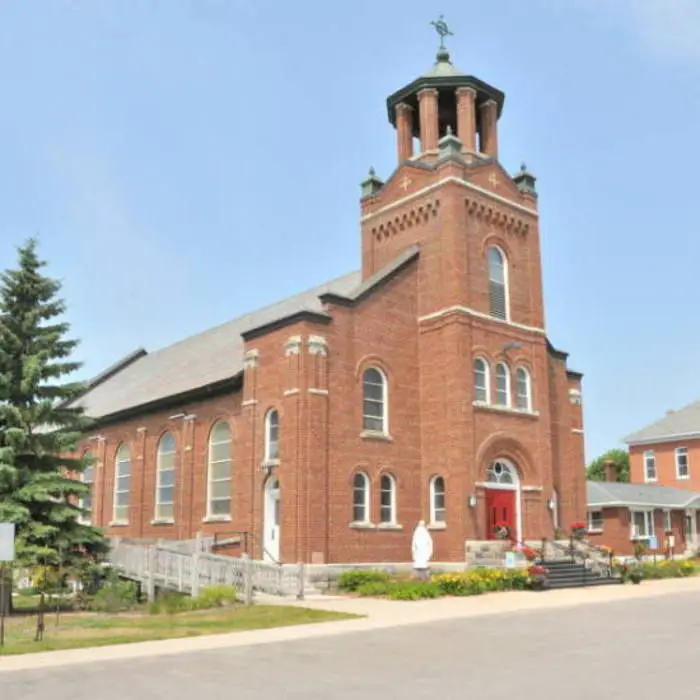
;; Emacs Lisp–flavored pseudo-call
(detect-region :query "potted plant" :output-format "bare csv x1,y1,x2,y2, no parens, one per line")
570,521,587,540
494,522,510,540
627,567,643,585
527,564,550,591
521,546,539,562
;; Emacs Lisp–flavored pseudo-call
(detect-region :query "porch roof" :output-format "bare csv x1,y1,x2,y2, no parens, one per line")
587,480,700,510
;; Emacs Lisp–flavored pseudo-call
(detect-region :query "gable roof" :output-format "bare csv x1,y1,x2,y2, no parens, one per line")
587,480,700,509
75,245,422,422
623,401,700,446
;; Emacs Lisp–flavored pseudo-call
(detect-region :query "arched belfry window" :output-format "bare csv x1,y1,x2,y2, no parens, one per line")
488,246,508,320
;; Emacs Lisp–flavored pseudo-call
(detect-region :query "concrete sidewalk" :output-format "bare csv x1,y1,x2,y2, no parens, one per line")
2,576,699,674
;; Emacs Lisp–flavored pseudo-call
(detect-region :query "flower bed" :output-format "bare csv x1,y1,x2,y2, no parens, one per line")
336,568,537,601
615,559,696,583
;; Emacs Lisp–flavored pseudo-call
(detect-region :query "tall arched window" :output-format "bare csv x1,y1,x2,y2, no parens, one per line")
473,358,490,403
352,473,370,523
362,367,388,433
515,367,532,411
79,450,94,525
379,474,397,524
264,409,279,462
488,246,508,320
430,476,446,524
495,362,510,406
113,444,131,524
155,432,176,521
207,421,232,518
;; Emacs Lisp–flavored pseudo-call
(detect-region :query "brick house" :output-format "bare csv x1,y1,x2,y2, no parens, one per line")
70,41,587,565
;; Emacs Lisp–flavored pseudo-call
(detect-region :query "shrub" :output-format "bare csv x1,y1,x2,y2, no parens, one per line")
192,585,239,610
387,581,442,601
89,578,139,613
433,569,529,597
148,591,194,615
336,569,390,592
356,581,393,597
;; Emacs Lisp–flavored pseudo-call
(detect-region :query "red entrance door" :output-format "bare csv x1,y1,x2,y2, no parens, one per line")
486,489,516,540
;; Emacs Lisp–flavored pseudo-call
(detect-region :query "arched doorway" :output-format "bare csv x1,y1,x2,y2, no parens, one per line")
263,477,280,562
484,459,521,542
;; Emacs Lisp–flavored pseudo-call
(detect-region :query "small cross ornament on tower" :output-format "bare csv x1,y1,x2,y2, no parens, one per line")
400,175,412,192
488,172,499,188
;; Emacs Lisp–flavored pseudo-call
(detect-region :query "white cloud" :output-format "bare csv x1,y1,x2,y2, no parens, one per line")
572,0,700,63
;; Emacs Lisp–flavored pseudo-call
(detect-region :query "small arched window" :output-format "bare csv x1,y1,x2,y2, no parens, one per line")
495,362,510,406
488,246,508,320
155,432,176,521
352,473,370,523
473,358,490,403
208,421,232,518
113,444,131,524
515,367,532,411
264,409,279,462
379,474,397,524
79,450,94,525
362,367,388,434
430,476,446,524
487,460,516,485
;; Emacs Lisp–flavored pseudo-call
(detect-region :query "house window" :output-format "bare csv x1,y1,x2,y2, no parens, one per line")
487,246,508,320
113,444,131,524
643,450,657,482
473,358,489,403
362,367,388,433
676,447,689,480
379,474,397,524
515,367,532,411
430,476,446,524
587,510,603,532
495,363,510,407
207,421,232,518
631,510,654,539
352,473,370,523
264,409,279,462
79,450,94,525
663,509,672,533
155,432,176,521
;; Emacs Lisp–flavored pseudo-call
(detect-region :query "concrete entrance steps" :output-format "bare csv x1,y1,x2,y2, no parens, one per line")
543,559,622,590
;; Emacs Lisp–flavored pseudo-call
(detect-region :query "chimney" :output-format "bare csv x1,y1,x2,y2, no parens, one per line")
603,459,617,482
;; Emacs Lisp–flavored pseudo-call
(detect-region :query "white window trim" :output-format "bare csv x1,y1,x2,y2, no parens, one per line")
515,367,532,412
630,509,655,540
473,357,491,404
429,475,446,526
487,245,510,322
264,409,280,463
587,509,603,533
78,457,94,526
362,367,389,436
663,509,672,533
675,447,690,481
206,421,233,521
643,450,657,483
352,473,371,525
379,474,397,525
112,446,131,525
495,362,511,408
154,434,176,522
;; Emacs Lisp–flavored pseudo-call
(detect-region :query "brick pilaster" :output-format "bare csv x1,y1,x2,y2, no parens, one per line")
418,88,439,152
479,100,499,158
395,103,414,162
456,87,477,152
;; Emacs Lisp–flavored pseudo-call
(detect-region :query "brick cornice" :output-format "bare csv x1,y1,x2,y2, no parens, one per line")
465,196,530,237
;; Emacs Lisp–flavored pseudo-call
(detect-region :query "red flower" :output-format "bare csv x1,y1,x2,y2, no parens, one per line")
521,546,538,561
570,522,587,531
494,521,510,530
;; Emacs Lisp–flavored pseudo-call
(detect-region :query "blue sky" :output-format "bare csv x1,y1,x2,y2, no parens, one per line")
1,0,699,462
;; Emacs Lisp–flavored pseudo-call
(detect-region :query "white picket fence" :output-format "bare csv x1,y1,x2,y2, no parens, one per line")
110,540,305,604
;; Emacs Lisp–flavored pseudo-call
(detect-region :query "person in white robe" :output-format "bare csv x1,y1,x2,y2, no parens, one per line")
411,520,434,580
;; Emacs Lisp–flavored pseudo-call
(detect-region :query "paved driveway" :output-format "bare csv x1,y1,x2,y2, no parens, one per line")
5,591,700,699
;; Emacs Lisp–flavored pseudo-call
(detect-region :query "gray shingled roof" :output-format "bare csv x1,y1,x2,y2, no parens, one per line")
587,480,700,509
623,401,700,445
76,271,361,419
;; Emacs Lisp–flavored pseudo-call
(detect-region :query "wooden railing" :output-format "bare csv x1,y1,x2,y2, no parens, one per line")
110,539,306,604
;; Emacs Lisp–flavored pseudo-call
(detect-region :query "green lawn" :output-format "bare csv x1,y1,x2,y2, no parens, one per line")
1,604,357,656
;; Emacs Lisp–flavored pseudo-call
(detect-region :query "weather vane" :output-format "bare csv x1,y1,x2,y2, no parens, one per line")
430,15,454,50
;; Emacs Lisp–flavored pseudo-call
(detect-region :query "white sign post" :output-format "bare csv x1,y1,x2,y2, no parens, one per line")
0,523,15,647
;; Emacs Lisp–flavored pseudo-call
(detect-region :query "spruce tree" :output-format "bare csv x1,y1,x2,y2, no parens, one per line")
0,239,107,610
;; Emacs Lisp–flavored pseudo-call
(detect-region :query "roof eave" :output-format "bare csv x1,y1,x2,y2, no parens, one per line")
589,499,700,509
624,431,700,447
87,373,243,428
240,309,332,342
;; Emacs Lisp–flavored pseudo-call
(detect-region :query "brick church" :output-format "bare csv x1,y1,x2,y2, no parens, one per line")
71,36,587,565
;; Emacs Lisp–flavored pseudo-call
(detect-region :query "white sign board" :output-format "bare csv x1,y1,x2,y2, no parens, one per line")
504,551,516,569
0,523,16,562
